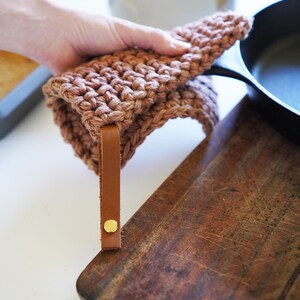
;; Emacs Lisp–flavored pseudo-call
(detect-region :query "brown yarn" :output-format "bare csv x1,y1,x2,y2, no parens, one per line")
43,12,252,174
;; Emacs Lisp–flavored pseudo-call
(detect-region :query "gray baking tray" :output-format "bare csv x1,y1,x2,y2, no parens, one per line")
0,65,51,139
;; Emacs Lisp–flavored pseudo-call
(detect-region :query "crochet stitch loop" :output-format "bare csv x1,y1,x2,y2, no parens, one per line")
43,12,252,174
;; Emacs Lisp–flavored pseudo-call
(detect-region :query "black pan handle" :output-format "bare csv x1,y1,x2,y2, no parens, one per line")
203,42,258,91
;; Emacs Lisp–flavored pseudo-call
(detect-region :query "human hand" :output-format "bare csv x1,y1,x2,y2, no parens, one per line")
0,0,190,74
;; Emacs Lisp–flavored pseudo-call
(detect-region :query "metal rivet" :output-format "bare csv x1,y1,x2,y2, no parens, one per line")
103,219,118,233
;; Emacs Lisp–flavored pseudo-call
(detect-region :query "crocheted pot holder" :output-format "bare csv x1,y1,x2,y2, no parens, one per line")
43,12,252,250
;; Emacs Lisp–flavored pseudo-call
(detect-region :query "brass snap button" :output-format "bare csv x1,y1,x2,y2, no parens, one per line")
103,219,118,233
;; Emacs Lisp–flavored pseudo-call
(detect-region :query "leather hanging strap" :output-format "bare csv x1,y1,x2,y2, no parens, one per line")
99,125,121,250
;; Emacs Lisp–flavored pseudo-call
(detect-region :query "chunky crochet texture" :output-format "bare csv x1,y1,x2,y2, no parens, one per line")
44,12,252,174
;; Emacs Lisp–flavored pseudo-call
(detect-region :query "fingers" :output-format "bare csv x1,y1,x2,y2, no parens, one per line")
113,17,191,55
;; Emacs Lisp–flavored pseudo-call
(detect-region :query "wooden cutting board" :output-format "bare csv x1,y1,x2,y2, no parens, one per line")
77,98,300,300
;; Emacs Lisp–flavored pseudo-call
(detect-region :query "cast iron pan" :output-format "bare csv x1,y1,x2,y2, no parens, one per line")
205,0,300,145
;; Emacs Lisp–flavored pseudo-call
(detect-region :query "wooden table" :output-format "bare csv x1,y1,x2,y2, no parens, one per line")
77,98,300,300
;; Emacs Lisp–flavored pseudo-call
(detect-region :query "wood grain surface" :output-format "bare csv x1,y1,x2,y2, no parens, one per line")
77,99,300,300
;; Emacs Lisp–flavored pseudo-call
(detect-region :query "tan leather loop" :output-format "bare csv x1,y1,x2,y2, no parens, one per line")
99,125,121,250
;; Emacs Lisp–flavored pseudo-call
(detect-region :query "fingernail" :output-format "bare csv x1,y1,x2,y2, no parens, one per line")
173,40,191,49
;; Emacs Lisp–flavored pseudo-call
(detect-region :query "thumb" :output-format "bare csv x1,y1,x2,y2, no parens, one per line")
113,18,191,55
